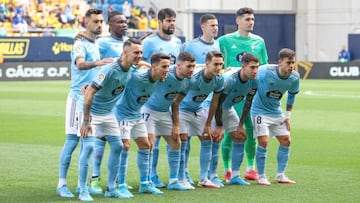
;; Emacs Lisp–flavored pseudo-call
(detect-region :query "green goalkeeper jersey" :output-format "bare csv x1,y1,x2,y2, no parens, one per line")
218,31,268,69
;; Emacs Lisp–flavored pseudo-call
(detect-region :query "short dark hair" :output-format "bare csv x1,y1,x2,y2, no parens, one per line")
178,52,195,63
278,48,296,60
241,52,259,64
151,53,171,64
108,11,123,23
158,8,176,21
123,38,142,49
200,14,217,25
206,50,223,62
85,8,102,18
236,7,254,18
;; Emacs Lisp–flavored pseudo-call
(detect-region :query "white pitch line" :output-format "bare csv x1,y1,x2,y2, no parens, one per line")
303,90,360,98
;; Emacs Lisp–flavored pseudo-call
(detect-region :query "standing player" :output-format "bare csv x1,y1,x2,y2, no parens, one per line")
78,38,143,201
142,8,182,188
114,53,170,195
218,7,268,182
97,11,129,59
181,13,220,185
88,11,129,194
252,48,299,185
172,50,224,189
56,8,112,199
141,52,195,191
211,53,259,186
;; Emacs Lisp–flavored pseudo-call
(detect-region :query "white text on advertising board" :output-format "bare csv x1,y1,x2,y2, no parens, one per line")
330,66,359,77
3,65,70,78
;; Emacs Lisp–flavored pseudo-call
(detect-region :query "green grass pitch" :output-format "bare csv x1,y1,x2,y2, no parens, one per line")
0,80,359,202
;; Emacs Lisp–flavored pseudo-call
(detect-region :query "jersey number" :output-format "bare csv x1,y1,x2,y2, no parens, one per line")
142,113,150,121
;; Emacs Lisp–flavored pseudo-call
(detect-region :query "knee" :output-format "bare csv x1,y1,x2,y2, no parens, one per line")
82,142,94,155
280,137,291,147
122,141,131,151
169,140,181,150
258,139,268,148
138,141,150,150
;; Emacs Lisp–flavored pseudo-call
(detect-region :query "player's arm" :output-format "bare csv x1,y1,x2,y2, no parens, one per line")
76,57,113,70
239,90,256,127
213,92,227,141
237,90,256,138
171,93,185,139
80,85,98,138
284,92,296,131
203,92,221,139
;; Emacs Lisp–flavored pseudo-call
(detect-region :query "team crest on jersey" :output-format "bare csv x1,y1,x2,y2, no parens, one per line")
223,81,228,89
169,54,176,64
95,73,105,83
183,81,189,89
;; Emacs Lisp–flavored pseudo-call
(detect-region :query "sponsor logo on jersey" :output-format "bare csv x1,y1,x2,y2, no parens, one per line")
165,91,179,99
267,90,283,100
232,95,244,103
193,94,208,102
137,94,151,103
112,85,125,95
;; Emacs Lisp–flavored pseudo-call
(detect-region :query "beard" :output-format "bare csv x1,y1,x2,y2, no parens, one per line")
163,27,174,35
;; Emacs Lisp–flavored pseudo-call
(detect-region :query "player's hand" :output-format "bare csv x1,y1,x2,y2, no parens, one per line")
202,125,213,139
81,84,89,95
74,32,85,41
213,126,224,142
236,125,246,139
284,118,291,131
80,120,92,138
138,60,151,69
171,126,180,140
139,31,153,41
95,58,113,67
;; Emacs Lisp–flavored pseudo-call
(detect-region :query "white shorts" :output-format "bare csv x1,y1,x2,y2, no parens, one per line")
179,109,208,136
118,119,148,140
141,106,173,136
65,95,79,135
77,113,120,138
211,107,239,133
252,115,290,138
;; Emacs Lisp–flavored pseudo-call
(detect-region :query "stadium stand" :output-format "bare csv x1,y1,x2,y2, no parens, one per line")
1,0,153,37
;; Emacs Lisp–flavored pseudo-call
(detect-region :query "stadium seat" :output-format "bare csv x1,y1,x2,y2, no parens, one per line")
113,4,123,13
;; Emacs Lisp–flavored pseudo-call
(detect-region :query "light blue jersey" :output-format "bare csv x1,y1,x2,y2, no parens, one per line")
180,67,224,112
90,61,136,115
114,68,159,121
144,66,189,112
69,38,101,100
97,35,129,59
221,69,258,109
182,36,220,64
251,64,300,117
142,33,182,65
